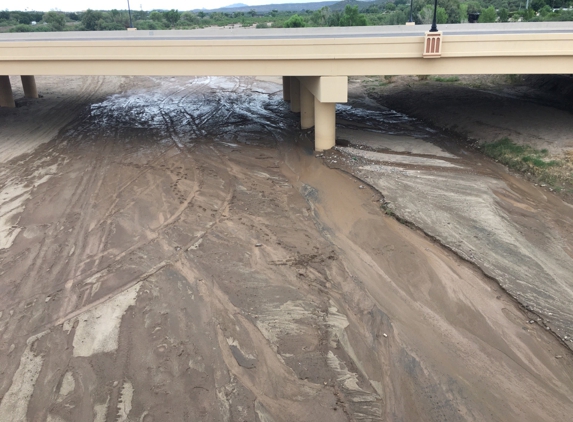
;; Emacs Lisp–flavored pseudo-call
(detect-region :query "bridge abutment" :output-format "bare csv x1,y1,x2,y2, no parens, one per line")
21,76,38,98
0,76,15,108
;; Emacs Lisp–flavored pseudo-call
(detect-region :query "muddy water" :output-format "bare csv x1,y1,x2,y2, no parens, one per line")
0,76,572,421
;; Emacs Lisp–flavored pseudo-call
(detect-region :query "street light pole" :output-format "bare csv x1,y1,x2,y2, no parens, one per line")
409,0,414,23
430,0,438,32
127,0,133,28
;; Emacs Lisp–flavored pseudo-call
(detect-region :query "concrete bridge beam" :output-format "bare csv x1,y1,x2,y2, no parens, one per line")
0,76,15,108
21,75,38,98
300,83,315,129
289,77,300,113
298,76,348,103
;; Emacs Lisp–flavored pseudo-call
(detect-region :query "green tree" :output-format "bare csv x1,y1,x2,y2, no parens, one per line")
539,5,552,16
459,3,469,22
499,7,509,21
327,10,342,26
249,9,257,17
339,5,367,26
44,11,67,31
110,9,120,22
478,5,497,22
440,0,461,23
466,1,481,14
284,14,305,27
164,9,181,26
310,7,330,26
15,12,32,24
29,11,44,21
531,0,546,11
149,11,163,22
133,10,147,20
524,7,535,20
136,20,160,30
385,3,397,11
418,5,434,23
210,12,223,22
181,12,198,25
387,10,407,24
81,9,103,31
437,6,448,23
412,0,459,23
11,24,31,32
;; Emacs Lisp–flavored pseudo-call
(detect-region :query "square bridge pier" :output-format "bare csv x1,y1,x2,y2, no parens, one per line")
283,76,348,151
0,75,39,107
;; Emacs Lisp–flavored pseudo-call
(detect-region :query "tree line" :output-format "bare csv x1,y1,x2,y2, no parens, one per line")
1,0,572,33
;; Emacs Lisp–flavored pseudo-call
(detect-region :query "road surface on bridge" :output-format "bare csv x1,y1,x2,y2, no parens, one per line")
1,22,573,42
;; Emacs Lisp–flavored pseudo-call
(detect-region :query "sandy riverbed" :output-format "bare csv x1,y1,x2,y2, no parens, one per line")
0,75,571,421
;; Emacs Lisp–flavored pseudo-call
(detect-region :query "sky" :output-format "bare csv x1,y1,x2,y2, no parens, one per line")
5,0,314,12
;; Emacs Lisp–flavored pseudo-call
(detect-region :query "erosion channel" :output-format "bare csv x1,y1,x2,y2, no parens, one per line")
0,75,572,421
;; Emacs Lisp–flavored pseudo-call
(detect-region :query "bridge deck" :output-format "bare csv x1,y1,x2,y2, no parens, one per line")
1,23,573,76
1,22,573,42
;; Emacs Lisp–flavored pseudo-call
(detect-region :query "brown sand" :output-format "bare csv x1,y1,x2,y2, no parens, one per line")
0,76,571,421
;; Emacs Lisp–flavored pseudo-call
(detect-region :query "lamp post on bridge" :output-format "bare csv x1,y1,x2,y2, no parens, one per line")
408,0,414,23
429,0,439,32
127,0,134,28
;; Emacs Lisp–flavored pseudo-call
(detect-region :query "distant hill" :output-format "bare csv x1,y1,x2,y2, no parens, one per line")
329,0,391,12
196,1,392,14
200,1,339,13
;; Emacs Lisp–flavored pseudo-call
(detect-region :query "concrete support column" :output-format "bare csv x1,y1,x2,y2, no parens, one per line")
289,77,300,113
300,83,315,129
314,98,336,151
21,75,38,98
0,76,15,108
282,76,291,102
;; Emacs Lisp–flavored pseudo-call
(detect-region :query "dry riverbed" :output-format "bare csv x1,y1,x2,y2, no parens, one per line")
0,75,572,421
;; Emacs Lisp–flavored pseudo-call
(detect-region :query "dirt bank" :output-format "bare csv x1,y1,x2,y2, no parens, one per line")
0,76,572,421
359,75,573,195
334,79,573,352
360,75,573,154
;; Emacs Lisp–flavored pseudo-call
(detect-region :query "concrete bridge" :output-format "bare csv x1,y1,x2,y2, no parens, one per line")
1,22,573,150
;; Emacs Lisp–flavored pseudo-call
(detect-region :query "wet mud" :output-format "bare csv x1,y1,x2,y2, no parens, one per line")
0,76,572,421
